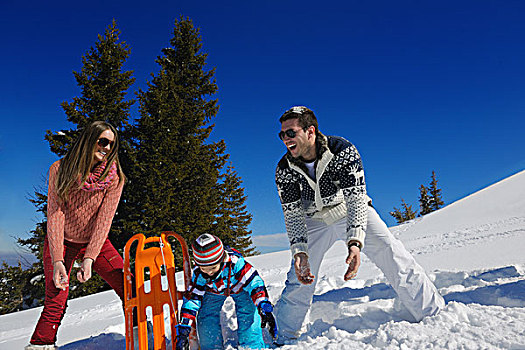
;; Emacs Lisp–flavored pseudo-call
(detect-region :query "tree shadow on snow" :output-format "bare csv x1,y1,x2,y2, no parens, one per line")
58,333,125,350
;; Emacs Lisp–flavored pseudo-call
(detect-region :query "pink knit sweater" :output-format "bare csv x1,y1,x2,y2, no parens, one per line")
47,160,124,263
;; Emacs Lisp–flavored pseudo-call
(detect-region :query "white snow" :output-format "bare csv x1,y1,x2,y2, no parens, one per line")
1,170,525,349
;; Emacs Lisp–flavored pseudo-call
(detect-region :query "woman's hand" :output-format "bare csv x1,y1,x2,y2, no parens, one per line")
77,258,94,283
53,261,69,290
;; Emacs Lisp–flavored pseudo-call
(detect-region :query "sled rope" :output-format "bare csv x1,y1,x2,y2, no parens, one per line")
159,236,178,318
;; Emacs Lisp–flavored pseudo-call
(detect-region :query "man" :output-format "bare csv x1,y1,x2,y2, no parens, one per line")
273,106,444,344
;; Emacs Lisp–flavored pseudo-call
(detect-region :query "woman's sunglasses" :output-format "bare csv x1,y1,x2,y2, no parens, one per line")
278,127,306,140
97,137,114,148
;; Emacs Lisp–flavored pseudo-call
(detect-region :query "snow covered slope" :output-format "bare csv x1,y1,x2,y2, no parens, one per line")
1,170,524,349
390,169,525,271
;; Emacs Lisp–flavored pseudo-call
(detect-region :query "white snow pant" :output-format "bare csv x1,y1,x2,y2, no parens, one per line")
274,206,445,340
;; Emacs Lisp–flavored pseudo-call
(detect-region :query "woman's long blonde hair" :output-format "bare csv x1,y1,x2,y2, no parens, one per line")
56,121,125,203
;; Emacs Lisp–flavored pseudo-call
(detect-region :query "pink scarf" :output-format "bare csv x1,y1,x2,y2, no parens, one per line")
81,160,117,192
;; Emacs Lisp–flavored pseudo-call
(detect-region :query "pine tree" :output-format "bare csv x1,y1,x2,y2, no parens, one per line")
0,262,25,314
126,17,255,259
12,20,135,307
213,165,256,255
402,199,418,222
428,170,444,211
390,206,404,224
46,20,135,157
390,198,417,224
418,184,433,216
11,190,48,312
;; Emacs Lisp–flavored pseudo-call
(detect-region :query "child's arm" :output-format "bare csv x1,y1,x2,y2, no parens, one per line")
180,269,205,326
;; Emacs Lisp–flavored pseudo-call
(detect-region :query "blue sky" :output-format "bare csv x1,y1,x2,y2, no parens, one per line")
1,0,524,256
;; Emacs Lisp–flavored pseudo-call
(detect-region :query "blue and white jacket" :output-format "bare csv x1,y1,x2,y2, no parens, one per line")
179,248,269,326
275,133,369,257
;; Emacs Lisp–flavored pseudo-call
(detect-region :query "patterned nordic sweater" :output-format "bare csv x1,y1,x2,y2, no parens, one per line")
179,249,270,326
47,160,124,263
275,134,369,257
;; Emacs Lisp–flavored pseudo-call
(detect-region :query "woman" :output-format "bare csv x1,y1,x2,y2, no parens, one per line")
26,121,126,350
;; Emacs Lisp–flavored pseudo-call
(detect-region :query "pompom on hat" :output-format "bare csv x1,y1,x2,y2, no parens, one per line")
192,234,226,266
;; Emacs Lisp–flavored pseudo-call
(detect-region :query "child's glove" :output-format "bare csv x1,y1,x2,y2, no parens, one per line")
257,301,278,339
175,324,191,350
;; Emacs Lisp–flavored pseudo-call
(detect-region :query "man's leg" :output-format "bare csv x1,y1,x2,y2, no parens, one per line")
363,206,445,321
196,292,226,350
232,291,267,349
274,218,339,341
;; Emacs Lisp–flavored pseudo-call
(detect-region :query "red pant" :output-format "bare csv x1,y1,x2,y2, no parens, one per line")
30,237,124,345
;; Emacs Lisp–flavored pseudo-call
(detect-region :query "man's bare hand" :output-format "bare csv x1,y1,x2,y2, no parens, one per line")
344,245,361,281
294,252,315,285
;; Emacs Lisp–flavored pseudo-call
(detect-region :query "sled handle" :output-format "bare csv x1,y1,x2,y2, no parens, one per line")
161,231,192,291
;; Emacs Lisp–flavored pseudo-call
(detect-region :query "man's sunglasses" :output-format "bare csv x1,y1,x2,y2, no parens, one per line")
97,137,114,148
278,127,307,140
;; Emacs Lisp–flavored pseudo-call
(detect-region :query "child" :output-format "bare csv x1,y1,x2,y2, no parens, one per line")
175,234,276,350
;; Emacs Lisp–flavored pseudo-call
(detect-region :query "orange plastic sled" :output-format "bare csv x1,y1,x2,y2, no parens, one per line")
123,232,199,349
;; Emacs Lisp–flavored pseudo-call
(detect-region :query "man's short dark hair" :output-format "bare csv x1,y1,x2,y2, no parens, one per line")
279,106,320,135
